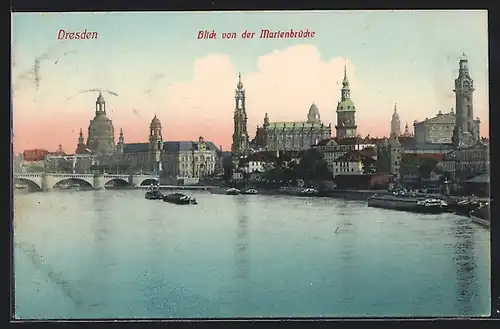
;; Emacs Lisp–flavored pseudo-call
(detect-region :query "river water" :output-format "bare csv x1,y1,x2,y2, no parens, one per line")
13,189,491,319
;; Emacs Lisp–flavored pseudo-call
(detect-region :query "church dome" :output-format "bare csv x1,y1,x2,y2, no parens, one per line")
87,113,115,153
337,99,356,112
309,103,319,113
307,103,321,123
150,115,161,129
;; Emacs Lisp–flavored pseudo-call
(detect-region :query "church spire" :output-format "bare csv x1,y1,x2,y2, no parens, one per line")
232,72,249,158
341,60,351,101
78,128,84,144
237,72,244,90
119,128,124,143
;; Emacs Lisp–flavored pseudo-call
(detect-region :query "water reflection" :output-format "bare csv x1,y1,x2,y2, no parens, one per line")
450,218,477,314
338,211,355,305
233,196,250,281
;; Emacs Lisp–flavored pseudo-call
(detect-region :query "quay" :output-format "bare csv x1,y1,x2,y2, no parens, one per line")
471,215,490,228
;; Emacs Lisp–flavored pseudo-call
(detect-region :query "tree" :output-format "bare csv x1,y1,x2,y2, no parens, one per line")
295,148,331,181
400,154,421,176
376,149,391,173
222,156,234,182
418,158,439,179
361,157,377,174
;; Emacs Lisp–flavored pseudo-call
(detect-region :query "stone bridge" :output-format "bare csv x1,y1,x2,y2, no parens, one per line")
14,173,159,191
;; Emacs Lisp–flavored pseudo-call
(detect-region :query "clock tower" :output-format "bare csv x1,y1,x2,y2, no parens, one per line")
452,53,479,147
335,62,357,139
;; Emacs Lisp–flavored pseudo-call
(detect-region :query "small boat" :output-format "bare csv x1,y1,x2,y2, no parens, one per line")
241,188,258,195
145,185,164,200
449,198,482,216
226,188,241,195
299,188,319,196
415,198,448,214
163,192,198,205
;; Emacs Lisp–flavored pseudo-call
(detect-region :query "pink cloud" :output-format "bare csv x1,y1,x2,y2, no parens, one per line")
154,44,359,151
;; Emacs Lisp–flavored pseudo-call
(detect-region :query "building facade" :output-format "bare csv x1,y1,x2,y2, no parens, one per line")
441,143,489,182
331,148,377,177
335,64,357,139
376,135,402,178
162,137,218,180
252,103,332,152
413,109,457,144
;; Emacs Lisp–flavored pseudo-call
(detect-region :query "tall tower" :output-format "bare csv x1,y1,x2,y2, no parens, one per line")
231,73,249,160
390,103,401,137
75,128,87,154
335,61,357,139
149,115,163,172
116,128,124,154
452,53,478,147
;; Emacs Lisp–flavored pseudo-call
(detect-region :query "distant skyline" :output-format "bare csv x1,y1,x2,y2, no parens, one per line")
12,10,489,153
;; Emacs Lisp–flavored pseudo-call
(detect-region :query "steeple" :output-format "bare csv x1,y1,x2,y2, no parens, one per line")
341,59,350,100
116,128,125,154
78,128,84,144
118,128,124,143
392,103,398,116
232,72,249,158
75,128,88,154
390,103,401,137
404,122,410,136
264,112,269,126
237,72,244,90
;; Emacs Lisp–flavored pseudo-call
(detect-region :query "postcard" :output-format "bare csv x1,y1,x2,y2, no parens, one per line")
12,10,491,320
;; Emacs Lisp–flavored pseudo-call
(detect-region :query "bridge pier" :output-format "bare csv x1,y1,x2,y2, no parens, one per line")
93,174,105,190
41,173,54,192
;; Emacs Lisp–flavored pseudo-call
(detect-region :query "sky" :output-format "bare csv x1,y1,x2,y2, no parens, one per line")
11,10,489,154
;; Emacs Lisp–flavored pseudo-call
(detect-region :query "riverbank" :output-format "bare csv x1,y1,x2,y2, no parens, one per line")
470,215,490,228
248,187,377,200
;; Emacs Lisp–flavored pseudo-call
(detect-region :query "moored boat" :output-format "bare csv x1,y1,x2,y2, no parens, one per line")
449,198,483,216
145,190,164,200
368,192,448,214
145,185,164,200
241,188,258,195
226,188,241,195
163,192,198,205
299,188,319,196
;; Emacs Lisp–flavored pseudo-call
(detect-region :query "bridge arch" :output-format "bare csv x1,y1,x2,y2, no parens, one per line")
53,178,93,189
140,178,160,186
14,178,42,191
104,178,130,188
